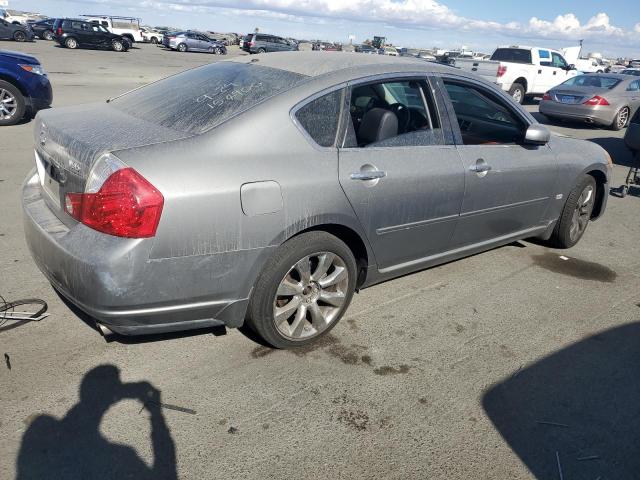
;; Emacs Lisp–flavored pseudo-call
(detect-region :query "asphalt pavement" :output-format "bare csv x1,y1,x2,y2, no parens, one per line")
1,41,639,480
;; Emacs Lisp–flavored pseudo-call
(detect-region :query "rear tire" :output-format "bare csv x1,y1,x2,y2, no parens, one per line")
508,83,525,104
13,31,26,42
65,37,78,49
177,43,187,52
246,231,357,349
610,106,630,131
0,80,26,126
548,175,597,249
257,47,266,54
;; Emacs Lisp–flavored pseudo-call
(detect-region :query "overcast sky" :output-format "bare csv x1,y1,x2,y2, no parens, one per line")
12,0,640,57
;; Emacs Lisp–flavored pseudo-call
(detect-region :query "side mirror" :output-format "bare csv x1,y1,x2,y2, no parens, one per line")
524,124,550,145
568,64,576,71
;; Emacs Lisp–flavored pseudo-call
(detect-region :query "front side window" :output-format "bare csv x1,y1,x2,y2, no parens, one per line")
443,80,525,145
344,79,444,148
628,80,640,92
295,89,343,147
551,53,568,69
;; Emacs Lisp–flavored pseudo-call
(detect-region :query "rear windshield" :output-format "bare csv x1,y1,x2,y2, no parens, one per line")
561,76,621,89
109,62,308,135
490,48,532,64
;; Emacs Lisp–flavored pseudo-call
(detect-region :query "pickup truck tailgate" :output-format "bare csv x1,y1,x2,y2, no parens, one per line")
454,59,500,82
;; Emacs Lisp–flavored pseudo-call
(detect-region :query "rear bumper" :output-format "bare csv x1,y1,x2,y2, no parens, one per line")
22,170,256,335
540,100,615,126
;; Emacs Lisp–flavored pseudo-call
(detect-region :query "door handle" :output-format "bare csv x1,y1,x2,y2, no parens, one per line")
469,163,492,173
350,171,386,181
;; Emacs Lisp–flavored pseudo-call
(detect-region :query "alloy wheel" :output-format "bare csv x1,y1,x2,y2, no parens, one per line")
0,88,17,120
617,107,630,129
14,31,26,42
569,184,594,242
273,252,349,340
512,89,523,103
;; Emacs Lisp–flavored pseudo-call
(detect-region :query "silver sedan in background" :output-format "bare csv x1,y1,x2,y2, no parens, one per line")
23,53,611,348
540,73,640,130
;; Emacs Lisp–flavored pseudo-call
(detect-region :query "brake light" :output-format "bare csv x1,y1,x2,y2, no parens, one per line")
65,167,164,238
542,92,551,101
584,95,610,106
56,27,62,36
497,65,507,77
249,41,255,47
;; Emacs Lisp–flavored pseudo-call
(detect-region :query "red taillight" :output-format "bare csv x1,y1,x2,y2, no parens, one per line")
249,41,255,47
65,168,164,238
542,92,551,101
584,95,610,106
497,65,507,77
56,27,62,36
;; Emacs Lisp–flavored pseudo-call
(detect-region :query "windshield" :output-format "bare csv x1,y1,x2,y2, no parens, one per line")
109,62,308,135
560,76,621,89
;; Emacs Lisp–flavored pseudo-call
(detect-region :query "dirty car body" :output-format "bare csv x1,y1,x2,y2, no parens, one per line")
23,52,611,341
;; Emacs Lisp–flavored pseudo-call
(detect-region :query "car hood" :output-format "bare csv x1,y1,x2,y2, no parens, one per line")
0,49,39,65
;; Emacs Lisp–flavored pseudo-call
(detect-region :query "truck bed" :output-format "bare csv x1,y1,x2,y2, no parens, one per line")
454,58,500,83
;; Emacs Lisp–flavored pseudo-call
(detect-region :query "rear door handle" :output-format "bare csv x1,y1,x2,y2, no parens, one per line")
350,171,386,181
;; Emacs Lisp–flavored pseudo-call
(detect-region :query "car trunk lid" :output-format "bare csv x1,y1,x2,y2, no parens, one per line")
33,103,191,222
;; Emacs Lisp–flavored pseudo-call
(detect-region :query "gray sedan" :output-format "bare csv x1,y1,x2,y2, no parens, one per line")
540,73,640,130
23,52,611,348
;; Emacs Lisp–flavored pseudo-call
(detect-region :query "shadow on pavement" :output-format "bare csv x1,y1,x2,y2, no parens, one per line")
483,321,640,480
16,365,177,479
590,137,635,167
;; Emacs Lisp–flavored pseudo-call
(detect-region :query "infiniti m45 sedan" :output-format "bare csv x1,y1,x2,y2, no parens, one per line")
23,52,611,348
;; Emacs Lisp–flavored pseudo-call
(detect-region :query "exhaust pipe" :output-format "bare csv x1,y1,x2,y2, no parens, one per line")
96,322,113,338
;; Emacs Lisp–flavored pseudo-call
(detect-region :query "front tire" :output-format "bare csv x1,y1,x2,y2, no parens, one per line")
508,83,525,104
610,106,630,131
246,231,357,349
112,39,124,52
548,175,597,249
150,37,158,44
43,30,54,41
0,80,26,126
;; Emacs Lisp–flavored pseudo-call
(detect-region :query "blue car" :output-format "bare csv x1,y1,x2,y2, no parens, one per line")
0,49,52,126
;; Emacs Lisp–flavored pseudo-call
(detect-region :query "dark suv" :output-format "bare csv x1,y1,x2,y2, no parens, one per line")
31,18,56,40
242,33,296,54
53,18,129,52
0,18,34,42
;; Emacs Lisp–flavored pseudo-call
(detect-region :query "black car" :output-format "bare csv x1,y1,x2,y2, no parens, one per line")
31,18,55,41
0,18,34,42
52,18,129,52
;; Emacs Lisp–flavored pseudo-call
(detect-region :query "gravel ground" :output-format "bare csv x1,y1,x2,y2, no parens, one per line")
1,41,639,480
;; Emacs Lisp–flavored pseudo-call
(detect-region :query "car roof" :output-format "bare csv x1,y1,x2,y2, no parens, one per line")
228,51,455,78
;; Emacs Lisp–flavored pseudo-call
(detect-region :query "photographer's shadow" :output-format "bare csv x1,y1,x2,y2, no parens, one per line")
16,365,177,480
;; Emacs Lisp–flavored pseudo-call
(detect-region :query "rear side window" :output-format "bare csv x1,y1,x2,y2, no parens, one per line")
295,89,343,147
490,48,532,64
109,62,308,135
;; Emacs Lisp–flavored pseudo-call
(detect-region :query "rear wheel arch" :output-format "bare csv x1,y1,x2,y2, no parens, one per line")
513,77,528,92
284,223,371,289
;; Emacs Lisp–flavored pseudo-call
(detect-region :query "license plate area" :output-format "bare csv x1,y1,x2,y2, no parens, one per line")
35,150,61,207
560,95,576,104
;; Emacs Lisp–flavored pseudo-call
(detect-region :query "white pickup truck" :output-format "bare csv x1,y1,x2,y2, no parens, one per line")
79,15,143,43
455,46,579,104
